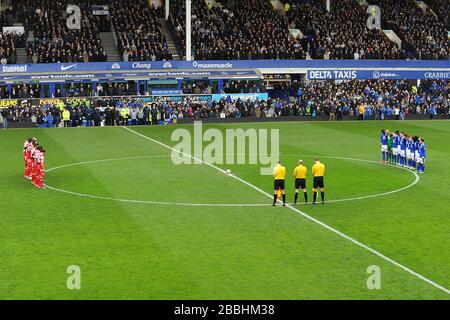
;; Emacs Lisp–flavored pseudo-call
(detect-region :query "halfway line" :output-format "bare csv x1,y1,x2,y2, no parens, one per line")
122,126,450,296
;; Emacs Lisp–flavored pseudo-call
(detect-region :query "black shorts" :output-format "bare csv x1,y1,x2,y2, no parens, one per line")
295,178,306,189
274,179,285,190
313,176,324,189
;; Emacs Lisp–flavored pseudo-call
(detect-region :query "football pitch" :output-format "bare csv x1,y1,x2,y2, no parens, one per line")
0,120,449,300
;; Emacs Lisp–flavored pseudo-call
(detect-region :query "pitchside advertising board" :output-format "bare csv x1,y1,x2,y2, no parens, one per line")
140,93,269,103
307,70,450,80
0,98,90,108
0,93,270,108
0,99,21,108
212,93,269,101
0,60,448,82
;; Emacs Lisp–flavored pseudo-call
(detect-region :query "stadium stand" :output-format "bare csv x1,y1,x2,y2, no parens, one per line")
1,79,448,127
0,6,27,64
20,0,107,63
0,32,22,64
0,83,42,98
1,0,172,63
109,0,172,61
167,0,449,61
168,0,306,60
292,79,449,117
0,0,448,63
282,0,407,59
368,0,449,60
428,0,449,30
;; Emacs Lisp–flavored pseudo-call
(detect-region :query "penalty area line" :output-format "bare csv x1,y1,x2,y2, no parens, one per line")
122,126,449,296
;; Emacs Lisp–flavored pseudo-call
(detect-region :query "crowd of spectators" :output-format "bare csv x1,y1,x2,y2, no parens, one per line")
0,7,15,27
370,0,449,60
181,81,213,95
96,82,137,96
290,79,449,119
0,32,24,64
0,84,43,99
109,0,172,61
0,0,448,64
282,0,407,59
181,80,266,95
428,0,449,30
0,80,268,98
0,82,142,99
180,79,449,119
1,80,448,129
0,5,27,64
168,0,448,61
168,0,306,60
1,103,61,127
222,80,267,94
0,98,166,128
21,0,107,63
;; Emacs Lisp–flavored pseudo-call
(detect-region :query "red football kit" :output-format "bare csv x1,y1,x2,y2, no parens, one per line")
24,142,34,179
32,150,45,189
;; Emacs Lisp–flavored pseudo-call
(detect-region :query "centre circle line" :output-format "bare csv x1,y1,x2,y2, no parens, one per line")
44,154,419,207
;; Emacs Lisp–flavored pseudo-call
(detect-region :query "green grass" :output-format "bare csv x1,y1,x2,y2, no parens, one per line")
0,120,449,299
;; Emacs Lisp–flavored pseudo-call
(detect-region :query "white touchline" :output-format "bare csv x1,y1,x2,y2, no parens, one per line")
123,126,450,296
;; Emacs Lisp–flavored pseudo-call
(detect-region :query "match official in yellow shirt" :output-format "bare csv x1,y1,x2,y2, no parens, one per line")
272,160,286,206
293,160,308,205
312,159,325,205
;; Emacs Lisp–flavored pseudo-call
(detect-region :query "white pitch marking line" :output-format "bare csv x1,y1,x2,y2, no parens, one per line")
280,154,421,203
123,126,450,296
45,151,419,208
45,155,269,207
43,184,270,207
45,154,419,206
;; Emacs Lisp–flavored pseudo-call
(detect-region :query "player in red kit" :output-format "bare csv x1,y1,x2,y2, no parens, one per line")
30,141,40,186
23,138,32,178
32,146,46,189
23,137,36,179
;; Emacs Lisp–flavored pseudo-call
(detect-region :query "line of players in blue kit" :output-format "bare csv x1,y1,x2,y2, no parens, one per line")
380,129,427,174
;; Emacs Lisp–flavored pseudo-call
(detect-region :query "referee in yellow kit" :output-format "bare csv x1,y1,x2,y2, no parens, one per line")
272,160,286,206
293,160,308,205
312,158,325,205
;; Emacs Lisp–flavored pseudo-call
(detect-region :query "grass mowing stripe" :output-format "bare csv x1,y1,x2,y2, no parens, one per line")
123,125,450,296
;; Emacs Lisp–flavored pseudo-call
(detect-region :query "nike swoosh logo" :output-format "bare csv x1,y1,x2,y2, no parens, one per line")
61,64,77,71
237,72,249,75
3,76,16,80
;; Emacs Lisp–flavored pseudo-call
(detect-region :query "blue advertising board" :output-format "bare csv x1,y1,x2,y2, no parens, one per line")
1,60,449,74
307,70,450,80
140,95,212,103
212,93,269,102
0,60,448,82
